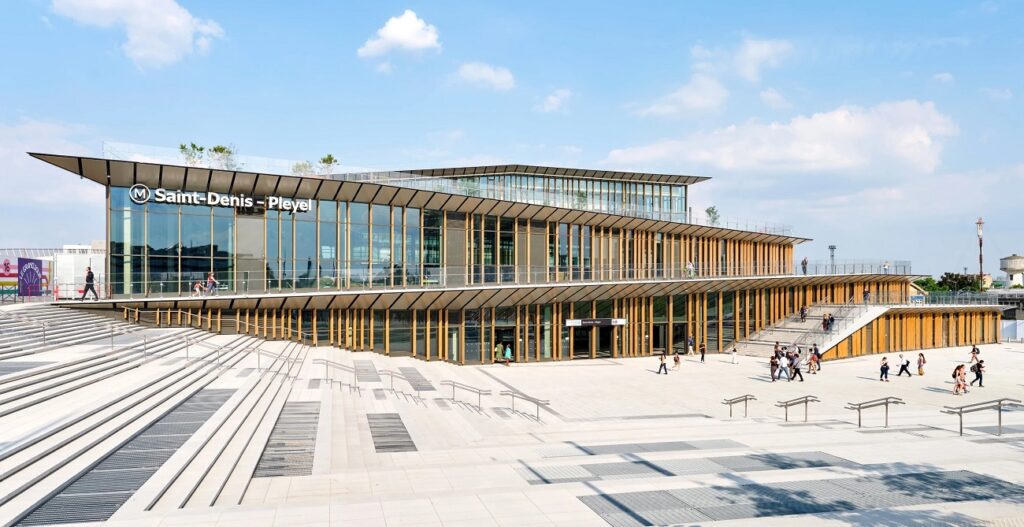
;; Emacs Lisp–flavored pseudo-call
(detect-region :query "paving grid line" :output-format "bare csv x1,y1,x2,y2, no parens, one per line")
545,439,745,458
365,413,417,453
353,360,381,383
16,388,235,526
252,401,321,478
397,367,436,391
578,470,1024,526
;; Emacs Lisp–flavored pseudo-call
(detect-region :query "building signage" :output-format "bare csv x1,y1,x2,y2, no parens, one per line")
127,184,312,213
17,258,43,297
565,318,627,327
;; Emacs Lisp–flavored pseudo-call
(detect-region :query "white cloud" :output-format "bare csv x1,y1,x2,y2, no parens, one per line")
456,62,515,91
636,74,728,116
759,88,791,109
357,10,440,58
607,100,957,174
981,87,1012,100
932,72,955,84
375,61,393,74
50,0,223,68
733,37,792,82
535,89,572,112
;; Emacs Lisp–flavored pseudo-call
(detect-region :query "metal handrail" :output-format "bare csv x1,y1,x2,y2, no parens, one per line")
775,395,820,422
722,394,756,418
845,396,904,428
498,390,550,420
941,398,1022,436
440,380,492,409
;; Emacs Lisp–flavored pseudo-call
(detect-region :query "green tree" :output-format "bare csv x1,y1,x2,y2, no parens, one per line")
935,272,981,292
179,142,205,167
317,154,339,174
913,276,946,292
209,144,237,170
291,160,315,177
705,205,720,226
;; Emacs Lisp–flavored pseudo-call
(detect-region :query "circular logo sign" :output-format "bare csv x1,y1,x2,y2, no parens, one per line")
128,183,151,205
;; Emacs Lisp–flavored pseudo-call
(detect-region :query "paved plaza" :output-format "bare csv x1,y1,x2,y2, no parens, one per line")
3,303,1023,527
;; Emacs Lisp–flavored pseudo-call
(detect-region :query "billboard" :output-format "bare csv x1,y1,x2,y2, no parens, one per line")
17,258,44,296
0,256,50,297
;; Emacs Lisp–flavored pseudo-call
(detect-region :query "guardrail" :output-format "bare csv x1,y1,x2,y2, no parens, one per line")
845,396,904,428
440,380,492,410
775,395,820,422
722,394,756,418
941,398,1022,436
498,390,550,420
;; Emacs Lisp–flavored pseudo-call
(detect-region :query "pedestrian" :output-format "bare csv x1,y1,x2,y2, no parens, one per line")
191,280,204,297
657,353,668,375
699,343,706,363
672,352,681,370
969,345,980,364
970,360,985,387
917,353,926,376
205,272,219,295
791,352,804,382
80,266,98,301
812,344,821,370
801,256,808,275
686,260,695,278
863,289,870,304
730,345,737,364
769,355,779,382
778,349,791,381
952,365,966,394
503,344,512,366
687,335,695,356
896,354,912,377
828,313,836,331
774,341,781,357
799,305,807,322
879,356,890,382
493,342,503,362
822,314,828,331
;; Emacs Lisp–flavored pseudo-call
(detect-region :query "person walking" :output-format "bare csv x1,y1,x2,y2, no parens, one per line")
769,354,779,382
879,356,890,382
863,289,870,304
790,352,805,382
970,360,985,387
799,305,807,322
79,266,98,301
778,350,791,381
821,314,828,331
672,352,681,371
657,353,669,375
828,313,836,331
969,345,980,364
896,354,912,377
493,342,503,363
503,344,512,366
699,343,706,363
205,272,219,295
807,351,819,374
801,256,808,275
730,345,737,364
953,365,966,394
917,353,926,376
687,335,695,356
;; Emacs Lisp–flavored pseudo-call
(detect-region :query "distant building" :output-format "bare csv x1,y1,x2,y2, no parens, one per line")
1001,254,1024,287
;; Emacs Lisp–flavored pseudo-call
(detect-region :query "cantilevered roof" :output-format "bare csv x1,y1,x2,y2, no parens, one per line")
400,164,710,185
29,152,802,244
60,273,920,313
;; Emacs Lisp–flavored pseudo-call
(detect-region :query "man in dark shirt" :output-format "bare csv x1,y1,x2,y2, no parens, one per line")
80,267,98,301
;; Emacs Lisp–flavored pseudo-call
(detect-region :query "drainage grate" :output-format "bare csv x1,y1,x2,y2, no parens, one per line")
252,401,320,478
366,413,417,453
353,360,381,382
578,470,1024,526
554,439,744,458
16,388,234,526
0,361,50,376
398,367,435,391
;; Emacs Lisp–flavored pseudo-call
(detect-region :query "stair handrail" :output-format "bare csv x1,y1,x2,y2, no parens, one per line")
845,396,904,428
498,389,550,420
941,398,1022,436
440,380,492,409
774,395,820,422
722,394,757,418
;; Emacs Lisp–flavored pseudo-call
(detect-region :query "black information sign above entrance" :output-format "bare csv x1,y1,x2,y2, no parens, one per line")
565,318,627,328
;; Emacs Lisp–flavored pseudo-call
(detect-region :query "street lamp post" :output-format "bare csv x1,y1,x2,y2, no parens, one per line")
828,245,836,274
976,217,984,290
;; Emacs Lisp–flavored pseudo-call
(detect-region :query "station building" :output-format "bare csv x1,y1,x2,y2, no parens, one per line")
31,150,1000,363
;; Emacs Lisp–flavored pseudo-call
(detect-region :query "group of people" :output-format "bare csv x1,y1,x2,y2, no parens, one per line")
655,336,717,374
877,345,986,395
492,342,514,366
190,272,220,297
768,342,822,382
821,313,837,332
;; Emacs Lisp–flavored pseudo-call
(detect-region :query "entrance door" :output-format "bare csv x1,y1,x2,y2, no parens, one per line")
572,327,591,359
597,326,613,358
652,324,666,354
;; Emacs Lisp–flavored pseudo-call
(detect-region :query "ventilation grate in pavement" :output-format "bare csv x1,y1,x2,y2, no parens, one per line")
0,361,50,376
366,413,417,453
398,367,436,391
518,451,859,485
551,439,744,458
16,388,234,526
252,401,320,478
578,470,1024,526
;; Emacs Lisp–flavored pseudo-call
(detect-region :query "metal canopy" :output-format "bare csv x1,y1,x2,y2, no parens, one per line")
30,153,807,245
64,273,916,313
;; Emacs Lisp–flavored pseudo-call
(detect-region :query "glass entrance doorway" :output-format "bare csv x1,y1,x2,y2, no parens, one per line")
597,326,614,358
572,328,591,359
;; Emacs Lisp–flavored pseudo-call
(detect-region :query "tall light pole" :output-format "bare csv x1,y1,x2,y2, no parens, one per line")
828,245,836,274
976,217,984,289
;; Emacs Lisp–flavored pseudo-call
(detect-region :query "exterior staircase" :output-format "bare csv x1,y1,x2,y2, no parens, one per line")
736,301,888,358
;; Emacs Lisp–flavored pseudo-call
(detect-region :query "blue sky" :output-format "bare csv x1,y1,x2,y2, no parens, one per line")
1,1,1021,276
